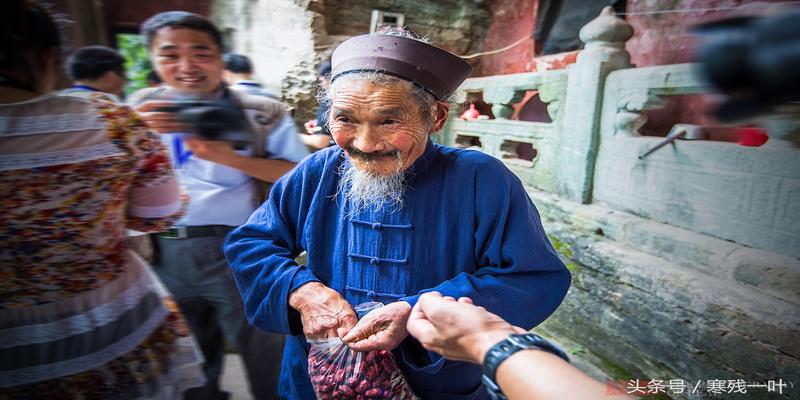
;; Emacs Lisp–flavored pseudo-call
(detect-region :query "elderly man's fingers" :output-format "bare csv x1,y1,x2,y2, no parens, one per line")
340,315,369,343
302,314,341,339
340,320,373,343
340,312,359,332
457,297,473,304
346,334,383,352
441,296,456,302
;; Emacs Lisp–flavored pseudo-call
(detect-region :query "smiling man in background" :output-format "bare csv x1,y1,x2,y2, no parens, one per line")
130,11,308,400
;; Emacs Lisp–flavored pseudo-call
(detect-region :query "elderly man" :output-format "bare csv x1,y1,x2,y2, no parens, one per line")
224,31,570,399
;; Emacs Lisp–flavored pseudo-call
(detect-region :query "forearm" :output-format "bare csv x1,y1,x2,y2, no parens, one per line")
300,133,332,149
496,350,631,400
469,329,630,400
224,154,297,183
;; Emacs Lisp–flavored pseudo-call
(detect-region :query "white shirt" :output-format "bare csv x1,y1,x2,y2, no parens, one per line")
160,87,308,226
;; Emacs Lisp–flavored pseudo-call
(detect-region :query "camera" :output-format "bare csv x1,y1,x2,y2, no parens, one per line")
693,8,800,121
156,98,253,147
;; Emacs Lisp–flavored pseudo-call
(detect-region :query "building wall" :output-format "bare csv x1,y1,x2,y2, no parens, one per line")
212,0,317,109
477,0,757,72
212,0,492,125
105,0,212,32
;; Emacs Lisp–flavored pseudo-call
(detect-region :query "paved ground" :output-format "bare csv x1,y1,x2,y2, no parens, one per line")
221,354,252,400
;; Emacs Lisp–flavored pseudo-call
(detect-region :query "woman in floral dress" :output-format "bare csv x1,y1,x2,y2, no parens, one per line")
0,2,205,398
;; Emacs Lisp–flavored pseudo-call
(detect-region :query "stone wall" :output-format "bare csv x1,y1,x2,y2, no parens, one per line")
444,7,799,398
211,0,491,124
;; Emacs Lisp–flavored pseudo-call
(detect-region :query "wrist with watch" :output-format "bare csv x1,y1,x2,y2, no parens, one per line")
481,332,570,400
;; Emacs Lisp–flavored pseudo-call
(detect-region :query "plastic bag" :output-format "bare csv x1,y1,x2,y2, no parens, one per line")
307,302,419,400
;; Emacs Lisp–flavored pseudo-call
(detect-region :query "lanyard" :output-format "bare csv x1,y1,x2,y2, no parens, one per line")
172,135,193,167
71,84,101,92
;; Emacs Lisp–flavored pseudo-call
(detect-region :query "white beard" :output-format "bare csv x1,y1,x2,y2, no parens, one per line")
336,154,406,216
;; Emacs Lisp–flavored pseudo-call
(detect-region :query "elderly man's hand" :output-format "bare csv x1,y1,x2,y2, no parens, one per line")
341,301,412,352
288,282,358,339
134,100,189,134
406,292,525,364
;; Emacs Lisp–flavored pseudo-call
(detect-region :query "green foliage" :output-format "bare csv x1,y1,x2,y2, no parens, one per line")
547,234,574,259
570,344,586,355
117,33,151,96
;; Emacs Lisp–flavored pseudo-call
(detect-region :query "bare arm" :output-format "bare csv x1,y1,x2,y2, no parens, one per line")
300,133,333,150
406,292,633,400
493,341,628,400
182,137,296,183
217,151,297,183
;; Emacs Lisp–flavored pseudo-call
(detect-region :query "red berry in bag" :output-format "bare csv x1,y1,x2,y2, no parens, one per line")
356,379,370,393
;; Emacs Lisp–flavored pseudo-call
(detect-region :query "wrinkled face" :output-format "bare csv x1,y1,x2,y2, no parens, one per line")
329,80,432,176
150,28,223,95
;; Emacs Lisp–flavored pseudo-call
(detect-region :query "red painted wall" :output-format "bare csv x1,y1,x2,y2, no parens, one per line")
478,0,539,76
625,0,764,133
477,0,773,132
625,0,753,67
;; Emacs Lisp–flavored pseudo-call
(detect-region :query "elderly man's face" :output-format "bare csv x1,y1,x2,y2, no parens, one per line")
329,80,433,176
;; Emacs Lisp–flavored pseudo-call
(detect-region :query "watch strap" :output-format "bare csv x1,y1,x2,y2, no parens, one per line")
481,333,570,399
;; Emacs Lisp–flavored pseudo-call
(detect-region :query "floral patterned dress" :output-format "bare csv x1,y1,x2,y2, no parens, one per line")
0,92,204,399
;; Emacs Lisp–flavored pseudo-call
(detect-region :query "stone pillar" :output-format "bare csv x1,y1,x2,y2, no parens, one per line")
556,7,633,203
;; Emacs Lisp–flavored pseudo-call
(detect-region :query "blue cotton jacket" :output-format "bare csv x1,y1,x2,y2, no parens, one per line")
224,140,570,399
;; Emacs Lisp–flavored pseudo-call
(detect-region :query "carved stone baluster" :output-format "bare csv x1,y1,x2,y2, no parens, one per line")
483,87,524,119
538,82,564,122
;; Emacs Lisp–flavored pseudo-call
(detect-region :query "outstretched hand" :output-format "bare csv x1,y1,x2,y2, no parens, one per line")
406,292,525,364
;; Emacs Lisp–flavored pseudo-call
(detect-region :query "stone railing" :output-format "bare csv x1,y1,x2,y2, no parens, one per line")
440,6,800,398
444,69,567,193
595,63,800,259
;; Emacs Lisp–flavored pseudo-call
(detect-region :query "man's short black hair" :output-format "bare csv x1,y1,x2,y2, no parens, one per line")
141,11,223,50
64,46,125,81
146,70,162,84
224,53,253,74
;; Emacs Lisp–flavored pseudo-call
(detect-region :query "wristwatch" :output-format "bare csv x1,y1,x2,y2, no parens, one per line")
481,333,570,400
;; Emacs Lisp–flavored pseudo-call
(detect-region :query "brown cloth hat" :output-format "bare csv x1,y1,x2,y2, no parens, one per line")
331,34,473,100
